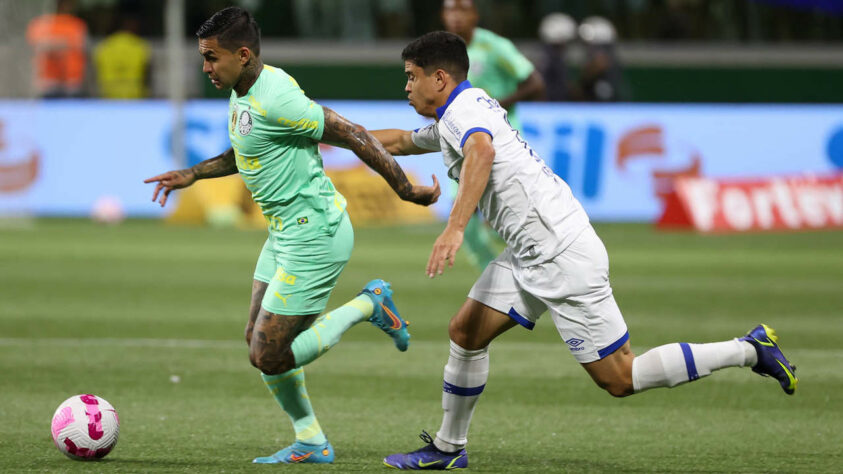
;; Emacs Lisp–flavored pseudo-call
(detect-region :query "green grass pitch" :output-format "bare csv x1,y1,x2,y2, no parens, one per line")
1,219,842,472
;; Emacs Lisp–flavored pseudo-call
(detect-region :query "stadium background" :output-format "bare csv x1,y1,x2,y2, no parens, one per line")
1,0,841,472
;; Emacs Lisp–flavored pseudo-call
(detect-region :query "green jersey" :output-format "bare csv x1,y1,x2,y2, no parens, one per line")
467,27,535,130
228,65,346,239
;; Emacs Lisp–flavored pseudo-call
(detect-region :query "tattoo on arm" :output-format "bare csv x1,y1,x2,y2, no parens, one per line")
321,106,413,198
190,148,238,179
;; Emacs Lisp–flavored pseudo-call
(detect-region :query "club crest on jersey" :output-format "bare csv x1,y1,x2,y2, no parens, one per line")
238,110,253,135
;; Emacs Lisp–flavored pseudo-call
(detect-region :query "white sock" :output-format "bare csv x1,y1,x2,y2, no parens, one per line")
632,339,757,393
434,341,489,452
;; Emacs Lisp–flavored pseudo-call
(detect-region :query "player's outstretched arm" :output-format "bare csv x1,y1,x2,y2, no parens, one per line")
143,148,237,207
427,132,495,278
369,129,433,156
321,106,440,206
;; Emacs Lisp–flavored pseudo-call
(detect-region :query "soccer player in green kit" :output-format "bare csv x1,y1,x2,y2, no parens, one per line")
144,7,439,465
441,0,545,270
442,0,545,130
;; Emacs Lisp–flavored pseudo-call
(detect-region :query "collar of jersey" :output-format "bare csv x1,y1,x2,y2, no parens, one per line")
436,80,473,120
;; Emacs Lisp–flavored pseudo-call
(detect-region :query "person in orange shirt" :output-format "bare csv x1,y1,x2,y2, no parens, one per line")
26,0,88,98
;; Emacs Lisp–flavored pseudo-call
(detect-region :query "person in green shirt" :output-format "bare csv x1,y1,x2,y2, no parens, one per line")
144,7,439,465
442,0,545,131
441,0,545,271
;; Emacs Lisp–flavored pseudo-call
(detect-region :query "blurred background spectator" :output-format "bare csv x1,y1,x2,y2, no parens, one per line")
25,0,88,98
576,16,627,102
293,0,376,41
94,5,151,99
3,0,842,102
537,12,576,102
442,0,545,130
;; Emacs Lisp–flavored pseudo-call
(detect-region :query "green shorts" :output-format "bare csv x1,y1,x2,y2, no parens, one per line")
254,212,354,315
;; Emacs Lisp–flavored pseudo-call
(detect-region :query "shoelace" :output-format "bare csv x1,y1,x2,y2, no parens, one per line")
369,313,389,330
419,430,434,445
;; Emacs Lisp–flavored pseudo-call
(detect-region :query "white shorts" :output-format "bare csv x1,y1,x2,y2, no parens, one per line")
468,225,628,363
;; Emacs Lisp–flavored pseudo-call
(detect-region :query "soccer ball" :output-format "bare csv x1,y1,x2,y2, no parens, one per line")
51,394,120,460
90,195,126,225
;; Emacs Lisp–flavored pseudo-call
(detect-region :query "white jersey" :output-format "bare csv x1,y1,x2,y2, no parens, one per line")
412,81,590,265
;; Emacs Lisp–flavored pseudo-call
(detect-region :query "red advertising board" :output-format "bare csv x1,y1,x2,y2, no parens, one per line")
658,175,843,232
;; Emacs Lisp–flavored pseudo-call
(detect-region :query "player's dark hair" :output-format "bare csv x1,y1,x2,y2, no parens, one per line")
401,31,469,81
196,7,261,56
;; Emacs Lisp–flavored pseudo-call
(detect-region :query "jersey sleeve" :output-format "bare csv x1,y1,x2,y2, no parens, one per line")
263,74,325,140
411,123,441,151
439,100,495,154
495,37,535,82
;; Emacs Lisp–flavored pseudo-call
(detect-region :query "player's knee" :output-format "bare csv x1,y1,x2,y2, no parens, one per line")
253,355,290,375
605,381,634,398
448,317,478,350
593,375,634,397
447,317,465,343
249,347,292,375
248,345,261,369
586,346,635,397
450,321,495,350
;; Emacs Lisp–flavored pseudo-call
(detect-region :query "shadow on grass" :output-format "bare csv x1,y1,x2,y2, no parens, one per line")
474,452,628,473
40,457,202,469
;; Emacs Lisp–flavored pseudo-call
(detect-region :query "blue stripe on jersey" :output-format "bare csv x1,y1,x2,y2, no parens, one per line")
507,307,535,330
443,381,486,396
460,127,493,148
436,80,473,119
597,331,630,359
679,342,700,381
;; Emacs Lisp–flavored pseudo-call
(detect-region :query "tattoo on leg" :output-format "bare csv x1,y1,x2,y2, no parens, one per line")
245,280,268,345
249,310,318,374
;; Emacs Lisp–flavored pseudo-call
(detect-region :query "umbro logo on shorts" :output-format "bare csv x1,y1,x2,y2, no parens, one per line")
565,338,585,351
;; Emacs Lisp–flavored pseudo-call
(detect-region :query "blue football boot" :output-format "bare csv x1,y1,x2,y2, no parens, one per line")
383,431,468,470
740,324,798,395
359,279,410,351
252,440,334,464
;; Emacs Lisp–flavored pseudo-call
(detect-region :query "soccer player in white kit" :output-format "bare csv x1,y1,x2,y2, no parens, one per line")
374,32,798,471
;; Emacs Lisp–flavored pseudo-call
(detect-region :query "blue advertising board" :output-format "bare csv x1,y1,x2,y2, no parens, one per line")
1,100,841,220
519,103,843,220
0,100,176,217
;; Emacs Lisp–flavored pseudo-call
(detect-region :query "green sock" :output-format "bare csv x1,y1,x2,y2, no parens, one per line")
262,369,327,445
291,295,374,367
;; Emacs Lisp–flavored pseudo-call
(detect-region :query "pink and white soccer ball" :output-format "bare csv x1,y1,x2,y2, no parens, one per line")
51,394,120,460
90,195,126,224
